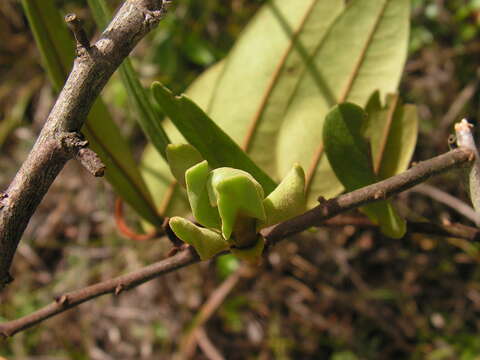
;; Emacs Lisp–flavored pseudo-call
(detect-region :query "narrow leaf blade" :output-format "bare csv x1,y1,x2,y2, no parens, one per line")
151,82,277,194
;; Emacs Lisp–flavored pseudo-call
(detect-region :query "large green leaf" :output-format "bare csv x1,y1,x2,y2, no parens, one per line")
323,103,406,238
87,0,170,159
141,0,409,216
141,0,344,214
21,0,161,225
276,0,410,205
364,91,418,180
151,83,277,194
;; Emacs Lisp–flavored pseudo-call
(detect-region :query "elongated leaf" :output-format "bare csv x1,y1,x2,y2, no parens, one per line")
323,103,406,238
22,0,161,225
141,62,225,217
87,0,171,159
151,82,277,194
276,0,410,205
365,91,418,179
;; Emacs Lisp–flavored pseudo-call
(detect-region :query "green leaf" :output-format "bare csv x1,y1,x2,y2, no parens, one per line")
21,0,161,225
142,0,409,215
166,144,204,188
87,0,171,159
151,82,277,194
141,0,344,214
276,0,410,205
206,0,345,175
169,217,229,260
323,103,406,238
365,92,419,179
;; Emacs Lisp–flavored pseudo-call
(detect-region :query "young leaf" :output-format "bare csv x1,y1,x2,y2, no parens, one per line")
21,0,161,225
151,82,277,194
87,0,171,159
169,217,229,260
323,103,406,238
365,92,418,179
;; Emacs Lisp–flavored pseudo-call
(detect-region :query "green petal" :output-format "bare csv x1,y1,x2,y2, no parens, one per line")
185,161,221,229
207,168,266,240
260,164,306,228
169,217,228,260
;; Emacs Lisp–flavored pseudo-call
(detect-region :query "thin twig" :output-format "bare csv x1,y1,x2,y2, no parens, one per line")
0,248,199,338
0,148,473,338
410,183,480,225
0,0,169,289
262,147,473,243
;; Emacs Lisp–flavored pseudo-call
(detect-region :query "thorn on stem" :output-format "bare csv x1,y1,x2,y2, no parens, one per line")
65,13,91,51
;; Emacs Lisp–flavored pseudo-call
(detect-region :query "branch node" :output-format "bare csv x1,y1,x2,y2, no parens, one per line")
114,284,124,296
374,190,386,200
142,0,173,28
65,13,91,51
317,196,327,204
0,192,7,210
55,295,69,306
76,148,106,177
59,132,105,176
59,132,88,153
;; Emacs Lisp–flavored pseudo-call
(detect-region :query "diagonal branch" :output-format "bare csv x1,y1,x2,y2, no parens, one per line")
0,0,170,290
0,147,473,338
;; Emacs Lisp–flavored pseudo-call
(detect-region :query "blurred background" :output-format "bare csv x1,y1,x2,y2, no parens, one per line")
2,0,480,358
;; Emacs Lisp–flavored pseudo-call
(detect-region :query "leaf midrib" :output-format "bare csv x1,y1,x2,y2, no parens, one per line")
305,0,390,193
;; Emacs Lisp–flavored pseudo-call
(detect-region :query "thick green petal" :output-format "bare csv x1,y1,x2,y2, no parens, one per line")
169,217,229,260
261,164,306,228
207,168,266,240
185,161,221,229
